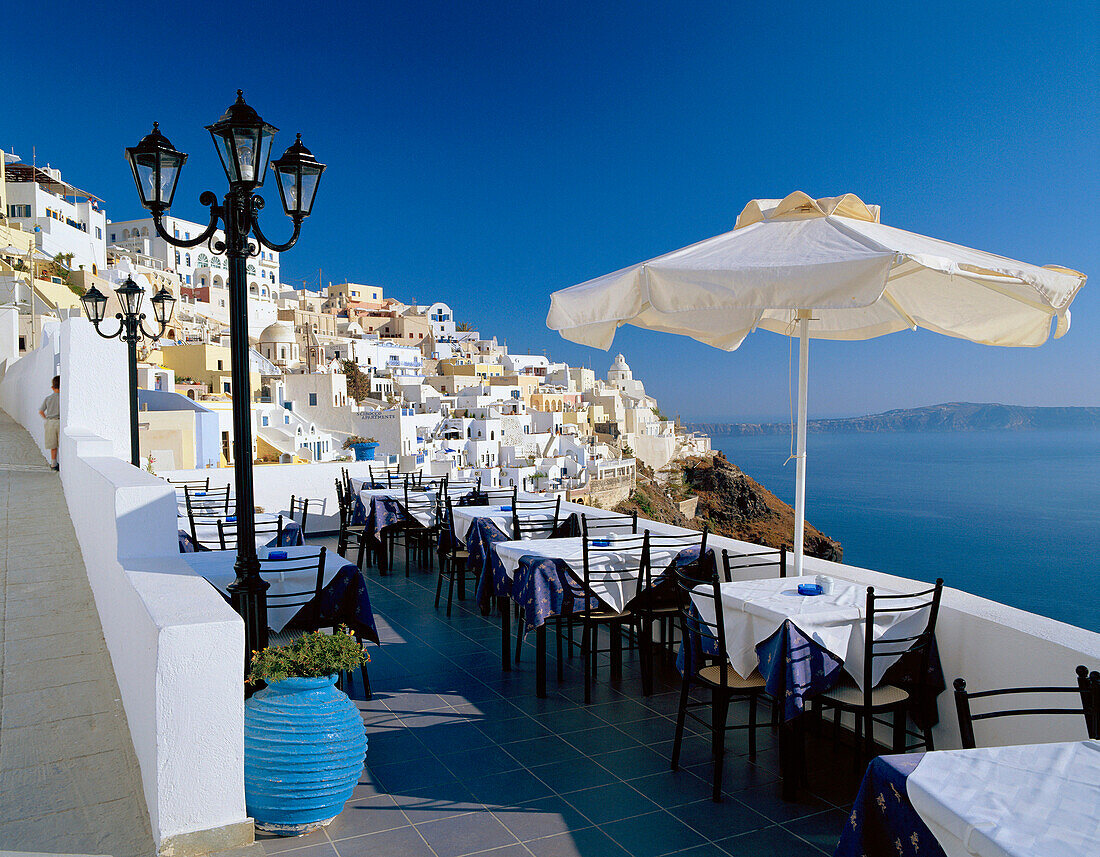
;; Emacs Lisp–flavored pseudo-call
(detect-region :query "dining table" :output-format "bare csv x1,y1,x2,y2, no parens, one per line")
487,533,693,695
182,543,379,642
835,740,1100,857
685,573,945,799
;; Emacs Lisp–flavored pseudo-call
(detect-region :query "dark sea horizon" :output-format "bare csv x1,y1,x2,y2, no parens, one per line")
709,429,1100,632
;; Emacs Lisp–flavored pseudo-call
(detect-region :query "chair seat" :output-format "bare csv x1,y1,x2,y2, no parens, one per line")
820,678,910,708
451,549,471,560
697,665,766,690
576,608,634,622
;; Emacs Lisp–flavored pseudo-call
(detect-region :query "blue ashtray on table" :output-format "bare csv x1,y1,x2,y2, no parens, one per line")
592,538,611,547
268,550,287,560
226,515,236,522
499,506,512,512
797,583,824,596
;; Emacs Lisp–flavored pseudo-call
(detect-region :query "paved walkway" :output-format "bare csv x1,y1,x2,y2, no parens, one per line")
0,408,155,857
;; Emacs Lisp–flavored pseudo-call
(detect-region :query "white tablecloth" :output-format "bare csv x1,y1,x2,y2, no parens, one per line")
907,740,1100,857
182,545,346,633
450,505,556,542
690,575,930,689
179,511,285,551
493,535,686,612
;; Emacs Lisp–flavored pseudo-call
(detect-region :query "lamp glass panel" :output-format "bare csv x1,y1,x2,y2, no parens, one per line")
275,169,299,216
118,285,144,316
298,168,321,215
254,130,275,186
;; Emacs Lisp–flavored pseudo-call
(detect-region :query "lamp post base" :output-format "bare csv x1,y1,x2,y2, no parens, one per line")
229,559,270,673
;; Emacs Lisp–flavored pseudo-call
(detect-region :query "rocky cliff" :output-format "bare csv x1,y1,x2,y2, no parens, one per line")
613,451,842,561
691,402,1100,436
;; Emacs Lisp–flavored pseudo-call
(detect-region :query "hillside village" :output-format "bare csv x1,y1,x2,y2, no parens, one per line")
0,153,711,505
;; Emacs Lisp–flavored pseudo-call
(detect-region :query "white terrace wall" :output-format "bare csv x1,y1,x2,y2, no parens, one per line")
0,320,60,454
0,320,249,855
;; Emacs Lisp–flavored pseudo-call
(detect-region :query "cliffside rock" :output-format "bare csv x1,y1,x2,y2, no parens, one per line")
615,452,842,562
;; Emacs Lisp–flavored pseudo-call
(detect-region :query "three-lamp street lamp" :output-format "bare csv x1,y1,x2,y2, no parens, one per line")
120,90,325,664
81,276,177,467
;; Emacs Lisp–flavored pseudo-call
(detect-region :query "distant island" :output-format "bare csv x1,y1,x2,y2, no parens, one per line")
690,402,1100,435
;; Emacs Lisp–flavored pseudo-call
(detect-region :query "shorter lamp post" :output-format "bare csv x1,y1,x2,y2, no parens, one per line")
81,276,176,467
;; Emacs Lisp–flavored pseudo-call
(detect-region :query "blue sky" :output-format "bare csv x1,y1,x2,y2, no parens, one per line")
6,1,1097,421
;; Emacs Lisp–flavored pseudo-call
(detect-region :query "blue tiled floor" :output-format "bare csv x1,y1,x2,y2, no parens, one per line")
257,538,859,857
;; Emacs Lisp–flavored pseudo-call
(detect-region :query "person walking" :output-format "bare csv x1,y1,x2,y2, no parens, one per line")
39,374,61,471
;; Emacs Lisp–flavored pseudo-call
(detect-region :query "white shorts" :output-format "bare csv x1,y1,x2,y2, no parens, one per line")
44,418,60,449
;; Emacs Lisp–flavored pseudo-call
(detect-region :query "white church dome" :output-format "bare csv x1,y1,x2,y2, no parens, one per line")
259,321,296,344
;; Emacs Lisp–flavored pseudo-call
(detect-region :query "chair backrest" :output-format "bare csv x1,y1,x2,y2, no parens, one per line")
581,511,638,536
341,467,352,496
289,495,313,535
168,476,210,501
672,548,728,682
370,466,404,489
512,495,560,539
579,517,650,617
862,579,944,707
185,484,231,516
721,548,785,583
641,528,709,599
185,509,228,550
479,487,517,506
258,547,327,620
334,479,353,527
953,666,1100,749
445,478,480,497
217,514,284,551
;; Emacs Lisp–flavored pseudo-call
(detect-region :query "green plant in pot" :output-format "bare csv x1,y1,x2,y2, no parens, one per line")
244,630,369,835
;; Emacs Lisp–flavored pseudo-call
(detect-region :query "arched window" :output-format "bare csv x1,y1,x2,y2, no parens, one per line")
198,253,209,266
122,229,130,239
185,253,190,266
142,227,149,236
280,347,286,359
247,264,256,275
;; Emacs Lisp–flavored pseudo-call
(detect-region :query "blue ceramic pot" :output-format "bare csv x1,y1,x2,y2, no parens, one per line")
351,442,379,461
244,675,367,835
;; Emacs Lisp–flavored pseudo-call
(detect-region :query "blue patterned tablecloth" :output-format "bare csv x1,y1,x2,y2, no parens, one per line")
178,520,302,553
471,514,583,611
311,556,380,644
834,754,945,857
512,544,701,633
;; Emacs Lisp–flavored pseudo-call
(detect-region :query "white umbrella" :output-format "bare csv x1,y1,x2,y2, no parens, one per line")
546,191,1086,574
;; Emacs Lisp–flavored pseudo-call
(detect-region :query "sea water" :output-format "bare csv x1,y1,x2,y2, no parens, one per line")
710,430,1100,631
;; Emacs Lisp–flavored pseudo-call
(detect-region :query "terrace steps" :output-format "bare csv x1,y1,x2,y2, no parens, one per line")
0,408,156,857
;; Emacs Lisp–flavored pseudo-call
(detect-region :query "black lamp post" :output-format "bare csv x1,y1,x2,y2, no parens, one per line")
124,91,324,661
81,276,176,467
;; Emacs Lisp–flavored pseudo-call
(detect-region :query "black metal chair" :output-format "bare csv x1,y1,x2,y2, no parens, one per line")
288,495,319,538
369,465,403,489
217,515,285,550
953,666,1100,748
169,476,210,512
633,529,709,695
435,497,474,617
335,479,369,566
185,484,232,516
669,549,768,801
512,496,560,540
444,478,480,499
816,579,944,767
185,509,227,551
569,522,654,704
260,546,371,699
478,487,517,506
581,512,638,536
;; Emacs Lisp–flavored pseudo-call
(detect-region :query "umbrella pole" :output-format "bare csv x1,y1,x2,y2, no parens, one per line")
793,310,811,576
